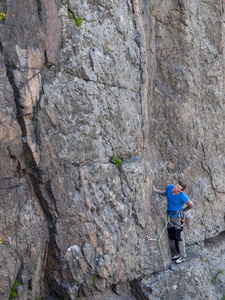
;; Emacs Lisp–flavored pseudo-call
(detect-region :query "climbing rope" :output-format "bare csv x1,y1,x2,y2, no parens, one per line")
146,216,172,300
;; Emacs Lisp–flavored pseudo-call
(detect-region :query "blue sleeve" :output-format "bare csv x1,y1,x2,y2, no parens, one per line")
182,193,189,203
166,185,173,194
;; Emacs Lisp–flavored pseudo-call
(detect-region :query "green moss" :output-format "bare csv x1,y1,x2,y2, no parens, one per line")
106,266,109,270
211,277,216,284
111,157,122,167
9,279,21,299
68,11,73,19
211,269,224,284
10,290,18,299
222,295,225,300
92,275,97,283
13,280,20,288
75,17,83,27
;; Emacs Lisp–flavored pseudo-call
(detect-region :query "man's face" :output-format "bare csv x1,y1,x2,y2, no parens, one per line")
172,183,183,193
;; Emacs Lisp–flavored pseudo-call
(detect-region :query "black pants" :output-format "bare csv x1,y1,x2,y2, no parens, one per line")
167,216,186,257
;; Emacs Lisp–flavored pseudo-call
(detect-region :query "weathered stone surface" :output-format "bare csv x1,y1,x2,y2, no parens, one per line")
134,232,225,300
0,182,48,299
0,0,225,299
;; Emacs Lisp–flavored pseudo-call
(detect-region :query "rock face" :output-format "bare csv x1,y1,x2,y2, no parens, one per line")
0,0,225,299
134,232,225,300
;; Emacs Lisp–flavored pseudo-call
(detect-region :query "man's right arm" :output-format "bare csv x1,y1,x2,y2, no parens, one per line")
153,186,167,196
183,200,194,212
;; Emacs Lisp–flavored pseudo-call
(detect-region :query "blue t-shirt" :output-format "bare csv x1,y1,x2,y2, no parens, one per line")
166,185,189,213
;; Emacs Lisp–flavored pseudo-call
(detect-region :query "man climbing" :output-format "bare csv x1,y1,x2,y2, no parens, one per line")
153,181,194,264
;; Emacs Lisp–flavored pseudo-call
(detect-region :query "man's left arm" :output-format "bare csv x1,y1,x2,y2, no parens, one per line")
183,200,194,212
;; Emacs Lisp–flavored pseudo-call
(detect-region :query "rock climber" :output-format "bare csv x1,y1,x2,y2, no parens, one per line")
153,181,194,264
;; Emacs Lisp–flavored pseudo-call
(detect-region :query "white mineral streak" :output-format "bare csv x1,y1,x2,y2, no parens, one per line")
65,245,80,260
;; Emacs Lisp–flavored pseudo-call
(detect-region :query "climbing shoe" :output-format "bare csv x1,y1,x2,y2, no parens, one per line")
172,254,181,260
175,256,185,264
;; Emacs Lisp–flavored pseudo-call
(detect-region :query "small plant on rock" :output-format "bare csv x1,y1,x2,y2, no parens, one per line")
75,17,83,27
0,12,6,26
211,277,216,284
10,279,21,299
111,157,122,167
67,10,83,27
211,269,224,284
68,11,73,19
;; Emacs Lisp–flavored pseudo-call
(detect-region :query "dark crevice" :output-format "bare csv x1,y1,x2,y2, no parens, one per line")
6,68,39,169
45,180,60,217
204,230,225,247
6,68,26,133
5,54,63,299
32,83,44,147
44,49,49,66
130,279,149,300
29,173,56,222
36,0,42,21
1,6,66,298
27,170,71,299
44,234,74,299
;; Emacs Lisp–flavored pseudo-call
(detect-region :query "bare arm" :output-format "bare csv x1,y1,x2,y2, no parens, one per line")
153,186,167,196
183,200,194,212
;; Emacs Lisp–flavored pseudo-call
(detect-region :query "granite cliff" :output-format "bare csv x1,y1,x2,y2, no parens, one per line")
0,0,225,299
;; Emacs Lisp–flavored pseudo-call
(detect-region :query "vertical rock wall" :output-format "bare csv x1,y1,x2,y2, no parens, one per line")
0,0,225,299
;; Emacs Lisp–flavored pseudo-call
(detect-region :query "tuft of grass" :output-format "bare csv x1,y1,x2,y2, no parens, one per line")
68,10,83,27
92,275,97,283
106,266,109,270
75,17,83,27
111,157,122,167
10,291,17,299
68,11,73,19
10,279,21,299
222,295,225,300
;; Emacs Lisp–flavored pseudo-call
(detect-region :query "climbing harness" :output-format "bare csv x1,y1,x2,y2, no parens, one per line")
167,209,185,228
146,215,172,300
